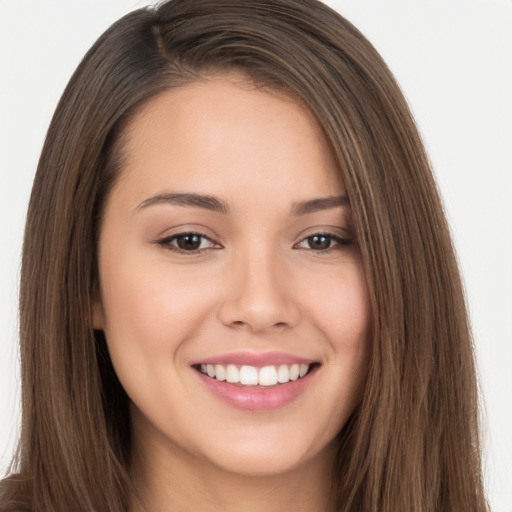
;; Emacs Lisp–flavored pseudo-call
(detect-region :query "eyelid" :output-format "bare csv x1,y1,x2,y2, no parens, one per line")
152,223,220,243
295,225,352,241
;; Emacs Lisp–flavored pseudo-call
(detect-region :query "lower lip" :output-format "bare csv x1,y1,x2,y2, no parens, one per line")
195,369,316,412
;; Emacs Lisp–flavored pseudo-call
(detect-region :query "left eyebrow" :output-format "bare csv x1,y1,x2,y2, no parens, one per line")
292,195,349,215
135,192,230,214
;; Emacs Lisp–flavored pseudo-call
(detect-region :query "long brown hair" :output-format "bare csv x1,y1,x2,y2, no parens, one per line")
1,1,488,510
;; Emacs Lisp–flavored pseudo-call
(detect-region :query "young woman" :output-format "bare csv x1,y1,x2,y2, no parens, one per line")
0,0,489,510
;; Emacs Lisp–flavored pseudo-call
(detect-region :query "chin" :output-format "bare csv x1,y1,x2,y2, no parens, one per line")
205,445,324,478
190,421,339,479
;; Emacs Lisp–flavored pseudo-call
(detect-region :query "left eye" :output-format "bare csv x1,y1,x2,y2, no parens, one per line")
296,234,348,251
159,233,217,252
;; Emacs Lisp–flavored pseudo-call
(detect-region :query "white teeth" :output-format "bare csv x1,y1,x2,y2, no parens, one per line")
277,365,290,383
258,365,278,386
240,365,259,385
226,364,240,383
215,364,226,381
289,364,300,381
199,362,312,386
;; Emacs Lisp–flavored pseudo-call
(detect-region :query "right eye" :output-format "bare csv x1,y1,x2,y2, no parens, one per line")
157,232,219,253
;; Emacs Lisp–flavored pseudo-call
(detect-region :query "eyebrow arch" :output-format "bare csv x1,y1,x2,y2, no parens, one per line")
292,195,350,215
136,193,230,214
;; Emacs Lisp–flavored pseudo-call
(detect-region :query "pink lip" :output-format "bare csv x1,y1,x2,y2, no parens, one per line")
193,358,319,412
191,351,315,368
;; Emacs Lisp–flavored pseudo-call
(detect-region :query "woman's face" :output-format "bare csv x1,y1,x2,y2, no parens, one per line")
95,76,371,477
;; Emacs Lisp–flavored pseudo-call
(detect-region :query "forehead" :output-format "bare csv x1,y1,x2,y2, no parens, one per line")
114,75,342,206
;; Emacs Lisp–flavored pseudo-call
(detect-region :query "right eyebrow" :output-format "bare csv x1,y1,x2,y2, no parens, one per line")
292,195,349,215
135,193,230,214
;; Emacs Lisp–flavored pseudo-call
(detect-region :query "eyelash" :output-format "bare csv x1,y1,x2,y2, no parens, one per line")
295,233,351,252
156,231,351,254
157,232,220,253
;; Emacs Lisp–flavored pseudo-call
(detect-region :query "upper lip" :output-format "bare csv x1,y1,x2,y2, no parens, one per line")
191,351,317,367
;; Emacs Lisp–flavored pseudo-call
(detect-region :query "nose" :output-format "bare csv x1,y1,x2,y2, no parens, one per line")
217,248,300,333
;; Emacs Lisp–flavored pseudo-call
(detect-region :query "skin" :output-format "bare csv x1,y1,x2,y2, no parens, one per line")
94,75,371,512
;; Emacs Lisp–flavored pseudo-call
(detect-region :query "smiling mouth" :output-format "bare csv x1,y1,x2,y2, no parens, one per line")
194,363,319,387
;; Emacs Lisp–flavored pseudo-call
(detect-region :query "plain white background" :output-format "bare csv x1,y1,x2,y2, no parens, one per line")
1,1,511,510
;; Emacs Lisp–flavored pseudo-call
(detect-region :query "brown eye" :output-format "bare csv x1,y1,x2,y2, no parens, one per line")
175,234,203,251
306,234,332,250
157,232,218,253
295,233,351,252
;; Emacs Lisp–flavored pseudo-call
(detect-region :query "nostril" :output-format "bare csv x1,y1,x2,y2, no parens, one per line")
228,319,289,330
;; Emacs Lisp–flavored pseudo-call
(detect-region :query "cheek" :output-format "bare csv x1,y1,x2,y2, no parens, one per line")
306,262,370,350
97,258,213,419
98,253,215,366
306,262,371,398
